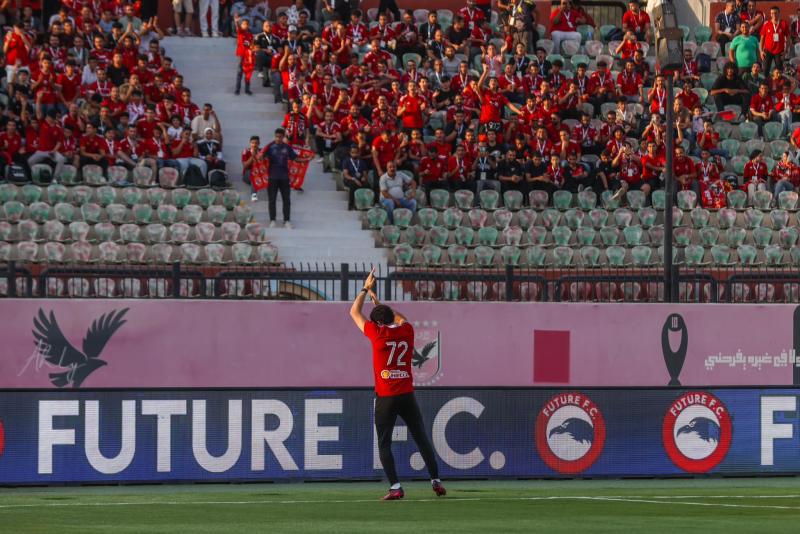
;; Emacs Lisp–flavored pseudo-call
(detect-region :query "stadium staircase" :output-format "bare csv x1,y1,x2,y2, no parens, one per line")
165,37,387,268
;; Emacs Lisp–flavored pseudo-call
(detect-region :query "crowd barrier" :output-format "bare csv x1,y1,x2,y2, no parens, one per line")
1,387,800,484
1,300,799,389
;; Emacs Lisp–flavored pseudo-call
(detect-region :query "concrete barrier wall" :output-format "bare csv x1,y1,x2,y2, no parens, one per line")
2,300,798,389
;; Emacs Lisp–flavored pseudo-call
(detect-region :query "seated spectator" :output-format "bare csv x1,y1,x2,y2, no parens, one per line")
773,151,800,200
594,149,621,193
379,161,417,223
497,148,525,196
673,144,700,197
172,127,208,178
710,63,749,116
562,152,592,194
617,60,643,103
196,127,226,175
342,144,371,210
28,109,67,178
776,84,800,137
743,149,769,204
549,0,585,57
749,82,775,135
447,144,475,193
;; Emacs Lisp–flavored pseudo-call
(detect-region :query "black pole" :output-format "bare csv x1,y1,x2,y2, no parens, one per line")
340,263,350,301
664,76,676,303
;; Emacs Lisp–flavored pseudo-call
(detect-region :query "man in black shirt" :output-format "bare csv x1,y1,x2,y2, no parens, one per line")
444,108,468,146
445,16,471,56
254,21,280,86
474,143,499,193
525,152,557,202
433,77,456,111
563,153,593,193
418,11,441,48
710,62,749,111
497,149,525,196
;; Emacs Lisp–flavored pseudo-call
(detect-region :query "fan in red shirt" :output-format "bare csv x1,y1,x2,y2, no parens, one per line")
675,80,700,111
371,129,398,176
27,111,67,177
418,154,447,197
749,82,776,134
621,0,652,41
742,149,769,201
617,61,643,101
694,148,720,186
0,122,23,167
760,7,789,75
475,66,521,125
350,269,444,502
397,82,426,130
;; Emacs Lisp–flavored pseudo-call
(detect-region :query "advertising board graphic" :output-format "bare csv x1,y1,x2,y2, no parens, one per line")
2,300,800,388
2,388,800,484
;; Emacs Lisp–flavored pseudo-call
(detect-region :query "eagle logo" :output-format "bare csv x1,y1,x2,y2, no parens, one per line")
32,308,129,388
676,417,721,444
412,341,437,368
548,418,595,445
412,322,442,386
663,391,732,473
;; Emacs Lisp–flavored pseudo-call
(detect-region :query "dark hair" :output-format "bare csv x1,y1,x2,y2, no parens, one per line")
370,305,395,325
275,127,286,136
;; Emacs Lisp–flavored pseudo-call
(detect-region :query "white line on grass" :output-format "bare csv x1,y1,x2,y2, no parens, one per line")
1,495,799,511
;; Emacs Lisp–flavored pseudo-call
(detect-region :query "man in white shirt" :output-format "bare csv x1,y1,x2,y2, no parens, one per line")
379,161,417,223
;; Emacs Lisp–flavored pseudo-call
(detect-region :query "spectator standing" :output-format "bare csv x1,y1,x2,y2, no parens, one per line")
172,0,195,37
261,128,311,228
729,21,759,72
715,0,740,47
242,135,262,201
759,6,789,77
199,0,222,38
622,0,652,43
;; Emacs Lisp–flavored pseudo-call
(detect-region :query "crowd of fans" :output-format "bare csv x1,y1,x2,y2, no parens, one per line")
233,0,800,225
0,1,224,187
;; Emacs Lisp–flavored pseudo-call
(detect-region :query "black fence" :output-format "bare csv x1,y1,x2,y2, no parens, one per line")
3,261,800,303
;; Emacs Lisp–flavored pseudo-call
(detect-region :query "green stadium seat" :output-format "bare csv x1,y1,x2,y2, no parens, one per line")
603,245,624,266
394,243,414,265
553,190,572,210
571,54,590,70
108,166,129,185
726,226,746,247
599,25,616,42
146,223,169,244
637,207,656,228
17,219,38,241
59,164,80,185
699,226,720,247
737,244,758,265
676,190,697,210
221,222,242,243
631,245,652,265
429,226,449,247
599,225,619,246
674,226,693,246
770,209,789,230
503,190,523,210
720,139,740,158
764,122,784,142
220,189,240,210
585,40,604,58
716,208,737,228
765,245,784,266
429,189,450,210
684,244,706,265
502,225,523,246
694,25,712,43
587,208,608,229
553,245,574,266
81,164,105,185
157,204,178,225
417,207,438,228
203,243,224,264
737,122,758,141
446,244,468,266
626,190,645,209
601,189,621,209
465,208,486,228
133,204,153,225
30,164,53,185
613,208,633,227
196,188,216,209
443,207,464,229
421,244,443,265
170,188,191,209
527,225,547,245
752,226,772,247
623,225,643,246
769,140,790,159
493,209,513,229
690,207,710,228
454,226,474,246
577,190,597,210
744,208,764,228
478,189,499,210
727,190,747,209
207,205,227,224
648,225,664,246
20,184,42,204
526,245,547,266
392,208,413,228
500,245,521,266
43,241,65,261
529,190,549,209
405,225,426,247
53,203,76,224
552,225,572,246
231,242,253,263
43,220,64,241
99,240,123,262
541,208,561,229
183,205,203,225
121,187,143,207
780,227,799,249
580,245,600,266
80,202,102,223
354,188,374,210
256,243,279,264
94,222,115,242
402,53,422,67
477,226,499,246
711,244,732,265
366,206,388,229
455,189,475,210
563,208,585,229
168,223,190,244
132,166,154,187
576,226,595,246
475,245,495,267
753,190,773,210
517,209,537,229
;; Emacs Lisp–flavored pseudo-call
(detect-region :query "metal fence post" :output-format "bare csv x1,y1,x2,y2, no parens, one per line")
340,263,350,301
505,265,514,302
7,260,15,297
172,262,181,298
384,267,392,301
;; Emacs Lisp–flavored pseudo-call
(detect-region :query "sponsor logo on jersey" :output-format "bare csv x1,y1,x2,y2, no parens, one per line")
535,392,606,474
663,391,732,473
381,369,410,380
412,321,442,386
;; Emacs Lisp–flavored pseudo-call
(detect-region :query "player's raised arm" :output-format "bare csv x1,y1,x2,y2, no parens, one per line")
349,268,376,332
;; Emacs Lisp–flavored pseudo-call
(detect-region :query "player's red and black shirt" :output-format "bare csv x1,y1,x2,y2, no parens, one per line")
364,321,415,397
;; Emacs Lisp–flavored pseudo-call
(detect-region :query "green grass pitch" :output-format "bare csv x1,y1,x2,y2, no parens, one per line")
2,478,800,533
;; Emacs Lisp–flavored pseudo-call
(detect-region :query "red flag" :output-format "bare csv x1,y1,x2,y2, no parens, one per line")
288,147,315,190
250,160,269,192
533,330,570,383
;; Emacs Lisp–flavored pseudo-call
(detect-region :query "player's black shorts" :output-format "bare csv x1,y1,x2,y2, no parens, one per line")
374,392,423,432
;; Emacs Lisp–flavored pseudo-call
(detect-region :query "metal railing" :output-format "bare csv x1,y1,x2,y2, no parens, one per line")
3,261,800,303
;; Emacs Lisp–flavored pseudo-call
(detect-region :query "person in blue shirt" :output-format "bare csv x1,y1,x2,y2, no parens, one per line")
261,128,310,228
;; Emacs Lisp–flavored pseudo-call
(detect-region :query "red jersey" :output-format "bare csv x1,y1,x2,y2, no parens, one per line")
617,70,642,97
364,321,415,397
760,20,789,55
622,10,651,34
479,91,508,124
695,159,720,183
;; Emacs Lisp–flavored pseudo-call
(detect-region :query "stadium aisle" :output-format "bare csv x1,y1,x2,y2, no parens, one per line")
164,37,387,267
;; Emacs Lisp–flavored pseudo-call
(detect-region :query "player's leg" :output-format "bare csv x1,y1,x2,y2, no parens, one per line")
398,393,446,496
374,395,404,500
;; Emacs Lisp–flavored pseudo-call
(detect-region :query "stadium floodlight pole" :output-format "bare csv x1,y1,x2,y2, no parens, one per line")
652,0,683,303
664,75,675,303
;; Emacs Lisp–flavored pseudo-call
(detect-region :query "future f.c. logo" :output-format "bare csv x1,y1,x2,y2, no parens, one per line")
536,392,606,474
663,391,732,473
